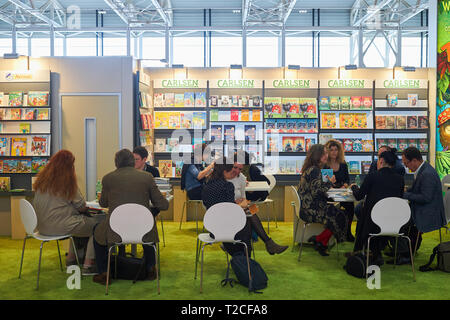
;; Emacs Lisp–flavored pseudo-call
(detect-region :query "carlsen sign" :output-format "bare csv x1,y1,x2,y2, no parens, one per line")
266,79,318,89
322,79,372,89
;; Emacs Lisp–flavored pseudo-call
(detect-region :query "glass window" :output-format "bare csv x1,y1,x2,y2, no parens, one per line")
17,38,28,56
142,37,165,60
67,38,97,56
54,38,64,56
173,37,204,67
211,37,242,67
246,37,278,67
0,38,11,55
31,38,50,57
363,36,396,68
103,37,127,56
286,36,313,67
319,36,350,67
402,37,422,67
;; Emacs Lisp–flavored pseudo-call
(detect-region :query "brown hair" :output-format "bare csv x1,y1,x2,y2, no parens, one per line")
33,150,78,201
325,139,345,164
208,157,234,181
115,149,135,168
301,144,326,173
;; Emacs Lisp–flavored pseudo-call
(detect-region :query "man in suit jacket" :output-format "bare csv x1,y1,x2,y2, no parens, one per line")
133,146,160,178
391,147,447,265
93,149,169,285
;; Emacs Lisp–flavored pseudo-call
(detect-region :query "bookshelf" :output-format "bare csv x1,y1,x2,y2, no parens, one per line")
152,79,208,178
374,79,430,175
263,79,319,175
318,79,375,176
0,70,52,191
208,79,264,164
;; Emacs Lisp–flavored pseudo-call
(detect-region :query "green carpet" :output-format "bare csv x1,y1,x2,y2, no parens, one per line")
1,222,449,300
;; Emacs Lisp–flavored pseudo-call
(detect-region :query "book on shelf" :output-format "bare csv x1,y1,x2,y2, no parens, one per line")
387,138,397,149
8,92,23,106
361,161,372,174
210,95,218,107
184,92,195,107
319,134,333,145
210,109,219,122
0,137,9,156
167,138,179,152
29,135,50,156
154,111,169,129
139,92,147,108
180,112,193,129
0,177,10,191
343,139,353,153
348,161,361,174
408,138,418,148
240,96,249,108
307,119,318,133
301,98,318,118
329,96,340,110
9,108,22,120
352,139,363,152
339,113,355,129
385,116,396,130
231,96,239,108
37,108,50,120
296,119,307,133
408,94,418,107
22,108,36,120
174,94,184,108
396,116,407,130
224,125,236,140
351,96,362,109
340,96,351,110
362,140,374,152
159,160,173,178
294,136,306,152
418,138,428,152
240,109,250,121
154,93,164,108
397,138,408,151
375,115,386,129
210,124,223,141
276,119,287,133
376,138,388,149
286,160,296,174
282,137,295,152
195,92,207,108
19,123,31,133
305,138,315,151
11,137,27,156
175,161,183,178
251,110,262,122
407,116,418,129
264,97,282,118
266,119,276,132
267,137,278,152
17,159,32,173
154,139,166,152
321,169,333,182
361,96,373,109
353,113,368,129
418,116,428,129
387,94,398,107
168,112,181,129
251,96,261,107
286,120,296,133
28,91,49,107
231,109,239,122
278,160,287,174
319,96,330,110
244,125,256,141
165,93,175,107
140,114,149,130
282,98,300,118
193,112,206,129
321,113,336,129
31,158,48,173
3,159,17,173
221,96,231,108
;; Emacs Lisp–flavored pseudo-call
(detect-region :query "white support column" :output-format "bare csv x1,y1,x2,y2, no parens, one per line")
50,26,55,57
126,28,131,56
63,35,67,56
429,0,437,68
139,35,143,60
396,27,402,67
280,28,286,67
242,27,247,67
27,36,31,56
358,27,365,67
12,25,16,54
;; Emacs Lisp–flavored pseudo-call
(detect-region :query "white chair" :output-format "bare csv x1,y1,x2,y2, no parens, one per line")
194,202,252,293
106,203,159,295
18,199,81,290
441,174,450,197
252,174,277,233
443,192,450,236
180,199,204,234
367,197,416,281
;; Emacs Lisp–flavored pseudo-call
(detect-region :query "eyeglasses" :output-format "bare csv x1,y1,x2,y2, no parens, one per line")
233,166,243,171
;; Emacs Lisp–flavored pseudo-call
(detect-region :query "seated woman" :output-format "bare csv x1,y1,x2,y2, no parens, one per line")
297,144,348,256
202,159,252,256
33,150,103,275
228,152,288,255
181,143,215,200
324,139,355,242
350,150,404,265
239,152,270,202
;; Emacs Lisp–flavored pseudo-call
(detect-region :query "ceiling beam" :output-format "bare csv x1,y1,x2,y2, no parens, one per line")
352,0,396,26
283,0,297,24
103,0,129,25
151,0,172,26
400,1,429,24
242,0,253,26
7,0,62,27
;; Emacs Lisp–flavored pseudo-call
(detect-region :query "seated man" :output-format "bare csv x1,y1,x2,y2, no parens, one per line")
390,147,447,265
93,149,169,284
133,146,160,178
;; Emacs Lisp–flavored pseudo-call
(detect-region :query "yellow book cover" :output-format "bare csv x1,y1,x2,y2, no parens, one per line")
154,111,169,129
339,113,355,129
251,110,261,122
353,113,367,129
159,160,173,178
241,109,250,121
321,113,336,129
11,137,27,156
20,123,31,133
169,112,181,129
0,177,10,191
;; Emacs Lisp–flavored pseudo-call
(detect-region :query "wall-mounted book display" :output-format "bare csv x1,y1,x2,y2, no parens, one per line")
0,70,52,190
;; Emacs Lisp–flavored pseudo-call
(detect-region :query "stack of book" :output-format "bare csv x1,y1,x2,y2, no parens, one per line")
319,96,372,110
210,95,261,108
154,92,207,108
375,115,428,129
264,97,317,118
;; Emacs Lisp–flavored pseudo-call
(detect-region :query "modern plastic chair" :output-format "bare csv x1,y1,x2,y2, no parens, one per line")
252,174,277,233
194,202,252,293
106,203,159,295
180,199,204,234
368,197,416,281
18,199,81,290
441,174,450,197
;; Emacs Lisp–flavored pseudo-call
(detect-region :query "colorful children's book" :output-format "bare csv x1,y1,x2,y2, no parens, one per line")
154,111,169,129
387,138,397,149
418,138,429,152
20,123,31,134
329,96,340,110
294,136,306,152
305,138,316,151
195,92,206,108
0,137,9,156
244,125,256,141
283,98,300,118
167,138,179,152
408,139,418,148
181,112,193,129
240,96,249,108
351,96,362,109
154,139,166,152
307,119,318,133
0,177,10,191
154,93,164,108
224,125,236,140
407,116,418,129
29,135,49,156
342,139,353,153
210,125,223,141
183,92,195,107
297,119,308,132
231,96,239,108
362,140,374,152
8,92,23,106
408,94,418,107
267,137,278,152
282,137,295,152
241,109,250,121
266,119,276,132
319,134,333,145
385,116,396,129
37,108,50,120
319,96,330,110
17,159,31,173
340,96,351,110
376,138,388,149
387,94,398,107
164,93,175,107
321,169,334,182
31,158,48,173
396,116,407,130
27,91,49,106
251,110,262,122
321,113,336,129
354,113,367,129
276,119,287,133
174,94,184,107
23,108,36,120
11,137,27,156
348,161,361,174
175,161,183,178
361,96,373,109
251,96,261,107
339,113,354,129
231,109,239,122
352,139,363,152
209,95,219,107
159,160,173,178
209,109,219,122
264,97,282,118
397,138,408,151
168,112,181,129
193,112,206,129
375,116,386,129
361,161,372,174
418,116,428,129
221,96,231,108
10,108,21,120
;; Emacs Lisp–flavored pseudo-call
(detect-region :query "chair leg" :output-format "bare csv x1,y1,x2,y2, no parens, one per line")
241,242,252,293
194,238,200,280
154,244,160,295
36,241,45,290
159,215,166,248
157,242,161,279
18,236,28,279
298,223,308,262
195,202,199,235
69,237,81,270
179,201,186,230
200,243,208,294
413,232,421,257
366,236,372,281
439,229,442,245
404,236,416,282
394,237,399,269
266,203,270,235
292,207,299,252
273,201,278,228
56,240,63,272
105,245,116,295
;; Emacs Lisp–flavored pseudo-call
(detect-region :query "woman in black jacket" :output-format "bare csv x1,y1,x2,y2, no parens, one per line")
351,150,405,265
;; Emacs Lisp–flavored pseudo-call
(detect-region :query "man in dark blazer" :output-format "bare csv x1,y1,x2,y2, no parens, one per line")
133,146,160,178
93,149,169,285
393,147,447,264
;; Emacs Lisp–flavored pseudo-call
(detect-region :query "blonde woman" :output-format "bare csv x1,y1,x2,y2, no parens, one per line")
324,139,355,242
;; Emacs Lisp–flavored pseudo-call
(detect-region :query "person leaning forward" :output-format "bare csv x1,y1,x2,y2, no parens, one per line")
93,149,169,285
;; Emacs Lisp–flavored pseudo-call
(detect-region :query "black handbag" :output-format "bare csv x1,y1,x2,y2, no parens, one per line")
343,253,367,278
109,255,148,281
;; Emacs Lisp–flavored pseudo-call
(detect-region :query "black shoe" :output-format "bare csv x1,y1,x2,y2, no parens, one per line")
316,242,329,256
370,255,385,267
346,234,355,242
386,256,411,265
307,236,317,246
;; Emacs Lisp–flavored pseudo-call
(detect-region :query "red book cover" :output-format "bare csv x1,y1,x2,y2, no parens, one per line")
231,109,239,121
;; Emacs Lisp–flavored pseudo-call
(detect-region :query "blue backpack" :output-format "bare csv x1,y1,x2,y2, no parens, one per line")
229,253,268,293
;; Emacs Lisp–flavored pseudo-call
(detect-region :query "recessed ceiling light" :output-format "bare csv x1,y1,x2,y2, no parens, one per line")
298,10,307,14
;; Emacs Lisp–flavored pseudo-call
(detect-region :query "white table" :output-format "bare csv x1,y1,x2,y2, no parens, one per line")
327,188,356,202
245,181,271,192
86,194,174,211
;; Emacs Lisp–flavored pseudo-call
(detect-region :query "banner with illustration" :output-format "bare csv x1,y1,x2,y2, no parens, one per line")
437,0,450,178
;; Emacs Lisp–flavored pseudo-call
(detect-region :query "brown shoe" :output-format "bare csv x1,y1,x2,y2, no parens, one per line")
265,238,288,255
93,272,112,285
146,266,157,281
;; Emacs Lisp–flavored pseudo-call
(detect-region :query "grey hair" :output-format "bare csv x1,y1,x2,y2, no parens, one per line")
115,149,135,168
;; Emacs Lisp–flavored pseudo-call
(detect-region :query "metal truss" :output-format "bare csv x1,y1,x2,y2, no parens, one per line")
242,0,297,27
103,0,172,27
0,0,66,28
